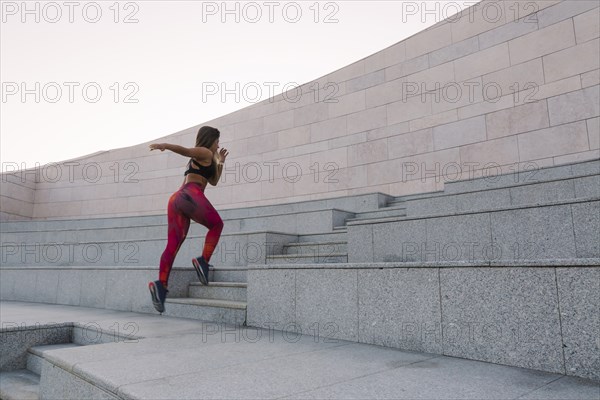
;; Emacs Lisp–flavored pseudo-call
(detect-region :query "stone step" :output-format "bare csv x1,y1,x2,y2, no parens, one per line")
347,195,600,227
0,192,387,233
445,159,599,194
348,206,407,221
266,253,348,264
0,209,354,242
0,232,296,268
188,281,247,302
163,298,246,325
0,370,40,400
297,231,347,243
209,267,247,283
27,343,82,376
281,241,348,256
403,175,600,217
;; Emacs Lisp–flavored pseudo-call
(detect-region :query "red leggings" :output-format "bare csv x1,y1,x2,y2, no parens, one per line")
159,182,224,286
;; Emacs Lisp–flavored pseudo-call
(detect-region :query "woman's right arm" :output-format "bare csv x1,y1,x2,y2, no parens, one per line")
149,143,212,163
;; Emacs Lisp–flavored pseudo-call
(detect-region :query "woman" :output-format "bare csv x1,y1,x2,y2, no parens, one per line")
147,126,228,314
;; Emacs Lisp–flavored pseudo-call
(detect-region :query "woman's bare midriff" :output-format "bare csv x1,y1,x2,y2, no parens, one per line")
185,175,208,189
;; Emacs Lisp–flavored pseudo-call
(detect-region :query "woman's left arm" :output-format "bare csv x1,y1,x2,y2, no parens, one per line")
208,148,228,186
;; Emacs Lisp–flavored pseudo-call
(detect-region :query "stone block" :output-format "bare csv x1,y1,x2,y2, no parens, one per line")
478,15,539,50
509,180,576,205
490,205,576,261
405,23,453,60
430,36,479,67
440,267,564,374
348,138,388,167
347,105,387,135
310,116,347,143
388,129,434,159
571,201,600,258
556,267,600,381
385,54,429,82
486,100,549,139
546,38,600,83
347,224,374,263
518,121,589,161
454,43,510,82
358,268,442,353
79,270,107,309
574,7,600,44
460,135,519,167
372,219,427,262
295,269,358,342
328,90,366,119
587,117,600,150
547,85,600,126
451,1,508,43
483,58,544,99
247,269,295,330
509,19,575,65
432,116,486,151
346,70,386,93
537,0,599,29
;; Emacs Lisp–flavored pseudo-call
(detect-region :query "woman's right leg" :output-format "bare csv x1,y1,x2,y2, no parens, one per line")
158,190,191,288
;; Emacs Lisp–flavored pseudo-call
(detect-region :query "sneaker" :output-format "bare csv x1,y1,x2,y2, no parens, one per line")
148,280,169,313
192,256,211,285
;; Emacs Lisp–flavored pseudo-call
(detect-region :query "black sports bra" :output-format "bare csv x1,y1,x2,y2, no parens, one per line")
184,158,216,179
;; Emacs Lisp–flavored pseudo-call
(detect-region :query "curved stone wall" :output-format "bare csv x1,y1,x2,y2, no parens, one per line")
1,0,598,220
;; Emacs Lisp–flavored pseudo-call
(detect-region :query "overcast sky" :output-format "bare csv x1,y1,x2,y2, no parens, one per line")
1,1,475,169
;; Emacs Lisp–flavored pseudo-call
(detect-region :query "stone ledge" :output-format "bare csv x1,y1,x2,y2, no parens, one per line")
347,195,600,226
248,258,600,270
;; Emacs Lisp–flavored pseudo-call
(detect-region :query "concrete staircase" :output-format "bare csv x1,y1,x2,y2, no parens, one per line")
0,343,80,400
1,159,598,328
163,268,248,325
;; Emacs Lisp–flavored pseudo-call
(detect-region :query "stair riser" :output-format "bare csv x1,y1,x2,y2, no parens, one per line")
26,353,43,376
444,160,599,194
298,233,347,242
267,255,348,264
353,209,407,220
209,270,247,283
163,303,246,325
282,243,347,256
188,286,247,302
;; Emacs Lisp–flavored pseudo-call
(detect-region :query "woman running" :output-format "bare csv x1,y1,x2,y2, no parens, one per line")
147,126,228,313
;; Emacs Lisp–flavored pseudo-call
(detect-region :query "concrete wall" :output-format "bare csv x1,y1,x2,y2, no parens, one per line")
0,166,36,221
1,0,598,220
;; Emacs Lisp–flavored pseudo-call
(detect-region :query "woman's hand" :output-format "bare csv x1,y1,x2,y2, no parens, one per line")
217,148,229,163
149,143,167,151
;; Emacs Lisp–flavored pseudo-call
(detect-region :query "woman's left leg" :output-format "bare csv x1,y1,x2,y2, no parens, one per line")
185,184,224,263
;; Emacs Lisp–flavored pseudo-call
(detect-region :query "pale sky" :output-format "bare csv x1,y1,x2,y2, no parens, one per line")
1,1,475,170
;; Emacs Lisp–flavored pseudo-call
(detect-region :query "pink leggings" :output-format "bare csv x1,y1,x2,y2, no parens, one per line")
159,182,224,286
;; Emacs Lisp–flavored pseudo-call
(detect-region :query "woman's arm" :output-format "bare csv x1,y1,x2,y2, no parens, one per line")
149,143,213,164
208,160,224,186
208,148,228,186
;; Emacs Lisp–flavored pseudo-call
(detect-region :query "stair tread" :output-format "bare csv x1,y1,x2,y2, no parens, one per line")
0,369,40,400
346,214,408,223
189,281,247,288
166,297,247,309
268,253,348,258
284,241,347,246
28,343,81,357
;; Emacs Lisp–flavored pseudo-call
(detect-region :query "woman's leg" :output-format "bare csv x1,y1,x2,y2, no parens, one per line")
185,184,224,263
158,190,191,287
